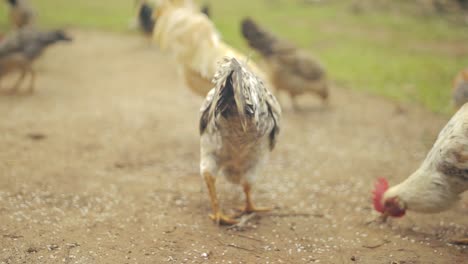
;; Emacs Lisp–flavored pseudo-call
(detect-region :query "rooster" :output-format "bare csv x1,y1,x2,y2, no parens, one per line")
153,0,268,97
452,68,468,109
373,103,468,220
5,0,35,29
200,57,281,225
0,28,72,93
241,18,329,109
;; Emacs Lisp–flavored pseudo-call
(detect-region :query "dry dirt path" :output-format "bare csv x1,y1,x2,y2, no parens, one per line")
0,30,466,264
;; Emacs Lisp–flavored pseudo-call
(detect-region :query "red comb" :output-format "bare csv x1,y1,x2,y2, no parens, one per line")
372,178,389,213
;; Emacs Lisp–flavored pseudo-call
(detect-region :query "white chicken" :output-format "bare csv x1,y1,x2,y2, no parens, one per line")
153,0,268,97
373,103,468,219
199,57,281,225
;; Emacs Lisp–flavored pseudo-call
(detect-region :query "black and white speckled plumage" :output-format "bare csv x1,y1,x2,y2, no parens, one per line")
384,103,468,213
199,57,281,185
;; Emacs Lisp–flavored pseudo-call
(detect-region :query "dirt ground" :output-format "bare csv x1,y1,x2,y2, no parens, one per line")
0,30,467,264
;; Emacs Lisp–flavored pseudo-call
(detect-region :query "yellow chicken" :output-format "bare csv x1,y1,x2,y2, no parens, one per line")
153,0,269,97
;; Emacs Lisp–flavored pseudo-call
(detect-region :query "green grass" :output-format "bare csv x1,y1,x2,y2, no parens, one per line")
1,0,133,31
1,0,467,113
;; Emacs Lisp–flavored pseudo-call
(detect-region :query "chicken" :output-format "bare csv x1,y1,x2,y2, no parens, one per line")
134,0,210,38
5,0,35,29
153,0,268,97
241,18,329,109
373,103,468,220
0,28,72,93
452,68,468,109
199,56,281,225
135,0,156,37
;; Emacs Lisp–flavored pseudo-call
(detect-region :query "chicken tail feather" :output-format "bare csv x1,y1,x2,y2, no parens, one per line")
211,57,251,130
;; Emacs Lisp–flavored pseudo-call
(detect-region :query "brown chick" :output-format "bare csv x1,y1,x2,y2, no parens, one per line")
241,17,329,110
200,3,210,18
5,0,35,29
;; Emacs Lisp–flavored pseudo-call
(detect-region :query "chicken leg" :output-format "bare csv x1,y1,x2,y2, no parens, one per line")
203,173,238,225
236,182,271,216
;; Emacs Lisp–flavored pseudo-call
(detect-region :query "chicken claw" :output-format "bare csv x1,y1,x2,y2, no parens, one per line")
235,182,272,217
209,212,239,226
204,172,238,225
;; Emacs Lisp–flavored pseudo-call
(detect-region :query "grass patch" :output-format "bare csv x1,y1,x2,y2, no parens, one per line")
1,0,467,113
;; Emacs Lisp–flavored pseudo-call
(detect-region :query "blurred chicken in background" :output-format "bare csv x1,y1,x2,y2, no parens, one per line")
132,0,210,38
4,0,35,29
134,0,156,37
241,18,329,110
452,68,468,109
0,28,72,93
153,0,269,97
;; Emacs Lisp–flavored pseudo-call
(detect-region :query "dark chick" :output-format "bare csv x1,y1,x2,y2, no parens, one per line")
241,17,329,110
136,0,156,36
0,28,72,93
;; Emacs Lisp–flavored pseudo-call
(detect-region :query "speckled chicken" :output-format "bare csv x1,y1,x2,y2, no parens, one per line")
373,103,468,220
5,0,35,29
0,28,72,93
452,68,468,109
199,57,281,225
241,18,329,109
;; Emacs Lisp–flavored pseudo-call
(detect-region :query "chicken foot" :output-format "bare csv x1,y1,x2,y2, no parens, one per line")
234,182,271,217
204,172,239,225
